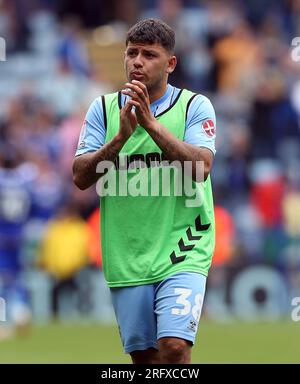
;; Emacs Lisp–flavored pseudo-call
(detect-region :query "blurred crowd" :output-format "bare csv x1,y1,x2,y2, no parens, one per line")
1,0,300,333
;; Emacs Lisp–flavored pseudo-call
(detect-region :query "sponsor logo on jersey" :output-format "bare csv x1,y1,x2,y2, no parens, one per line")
78,120,87,149
202,119,215,137
188,319,197,332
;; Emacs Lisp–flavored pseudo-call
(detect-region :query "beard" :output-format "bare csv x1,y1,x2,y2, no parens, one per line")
144,74,165,94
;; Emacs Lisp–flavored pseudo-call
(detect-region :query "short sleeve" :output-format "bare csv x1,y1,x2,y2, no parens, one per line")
75,97,106,156
184,95,216,155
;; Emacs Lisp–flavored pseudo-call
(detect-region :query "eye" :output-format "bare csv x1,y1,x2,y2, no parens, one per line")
127,50,136,57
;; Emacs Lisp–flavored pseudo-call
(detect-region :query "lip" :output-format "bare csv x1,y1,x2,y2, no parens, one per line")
131,72,145,80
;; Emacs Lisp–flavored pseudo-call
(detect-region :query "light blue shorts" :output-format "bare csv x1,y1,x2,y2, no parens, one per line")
110,272,207,354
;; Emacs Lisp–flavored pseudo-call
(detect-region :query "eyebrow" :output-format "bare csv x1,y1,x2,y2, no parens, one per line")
144,49,159,54
127,47,160,55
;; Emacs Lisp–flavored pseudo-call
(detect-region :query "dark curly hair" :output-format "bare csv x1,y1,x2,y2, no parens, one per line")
126,18,175,54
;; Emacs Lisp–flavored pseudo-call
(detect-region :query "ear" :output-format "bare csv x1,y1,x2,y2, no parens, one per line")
166,55,177,74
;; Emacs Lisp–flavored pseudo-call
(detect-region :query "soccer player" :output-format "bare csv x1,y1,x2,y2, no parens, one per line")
0,148,32,340
73,18,216,364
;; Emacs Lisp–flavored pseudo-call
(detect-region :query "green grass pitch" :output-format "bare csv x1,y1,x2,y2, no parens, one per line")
0,320,299,363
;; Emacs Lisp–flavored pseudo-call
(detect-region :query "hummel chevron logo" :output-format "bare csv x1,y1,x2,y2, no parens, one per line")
170,251,187,264
186,227,201,241
178,238,195,252
170,215,210,264
195,215,210,231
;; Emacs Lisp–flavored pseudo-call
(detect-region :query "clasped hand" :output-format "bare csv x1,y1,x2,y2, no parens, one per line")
121,80,156,130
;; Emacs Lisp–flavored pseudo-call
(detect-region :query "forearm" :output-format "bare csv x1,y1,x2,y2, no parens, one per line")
146,121,212,181
73,134,127,190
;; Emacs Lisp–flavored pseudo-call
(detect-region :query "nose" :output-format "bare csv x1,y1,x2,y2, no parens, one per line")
133,53,143,68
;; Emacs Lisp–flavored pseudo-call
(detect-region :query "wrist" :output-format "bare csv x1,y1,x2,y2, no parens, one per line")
115,132,129,145
145,118,161,133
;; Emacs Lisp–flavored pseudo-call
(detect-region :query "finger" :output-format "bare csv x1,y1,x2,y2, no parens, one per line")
131,80,149,98
121,88,136,98
126,99,141,108
122,100,135,116
123,83,147,103
121,89,140,105
122,99,133,111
